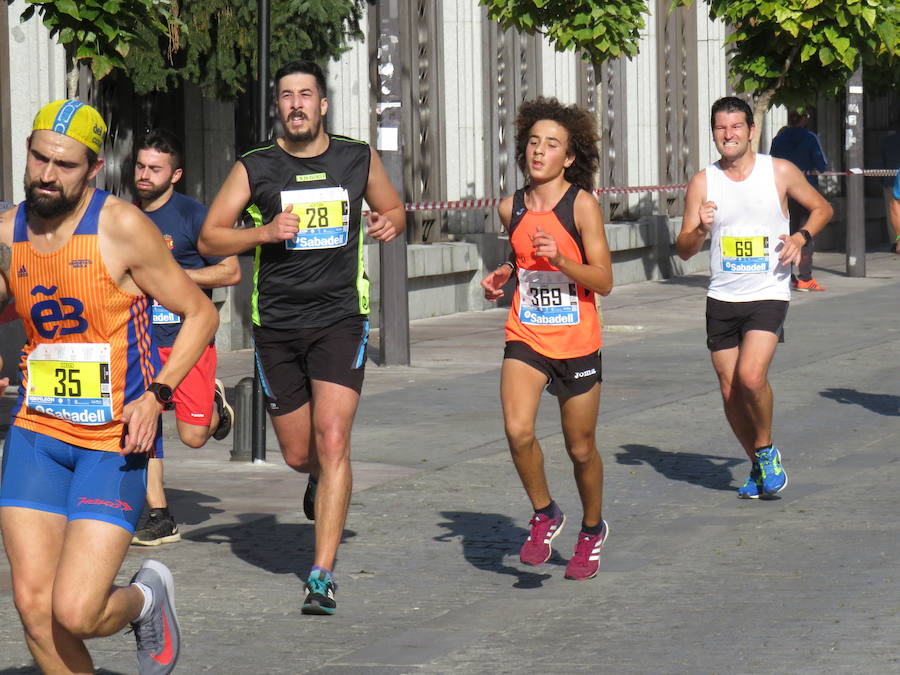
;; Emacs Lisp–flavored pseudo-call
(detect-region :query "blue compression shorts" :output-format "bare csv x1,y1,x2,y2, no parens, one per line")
0,426,148,533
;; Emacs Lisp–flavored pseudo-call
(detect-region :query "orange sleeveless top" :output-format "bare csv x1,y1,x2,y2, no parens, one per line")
504,184,601,359
9,190,160,452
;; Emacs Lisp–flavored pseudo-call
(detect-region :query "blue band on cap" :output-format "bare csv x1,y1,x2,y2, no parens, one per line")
52,100,85,135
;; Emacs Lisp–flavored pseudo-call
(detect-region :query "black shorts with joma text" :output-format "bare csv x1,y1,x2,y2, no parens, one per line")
706,297,788,351
504,340,602,398
253,315,369,415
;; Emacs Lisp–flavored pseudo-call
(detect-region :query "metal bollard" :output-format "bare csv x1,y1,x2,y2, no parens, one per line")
231,377,254,461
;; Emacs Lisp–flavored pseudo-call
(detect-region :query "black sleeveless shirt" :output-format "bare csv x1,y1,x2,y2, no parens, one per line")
240,134,371,329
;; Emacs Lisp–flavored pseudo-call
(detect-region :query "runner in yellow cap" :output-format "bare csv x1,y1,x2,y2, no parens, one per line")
0,100,219,674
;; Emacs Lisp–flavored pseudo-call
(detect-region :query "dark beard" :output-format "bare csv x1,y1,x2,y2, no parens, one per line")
135,183,170,204
283,117,321,143
24,181,81,219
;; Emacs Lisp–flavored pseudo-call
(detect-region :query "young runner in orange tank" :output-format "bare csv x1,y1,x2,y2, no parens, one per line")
481,98,613,580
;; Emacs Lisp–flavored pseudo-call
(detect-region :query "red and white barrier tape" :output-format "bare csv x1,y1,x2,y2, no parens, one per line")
398,169,897,213
403,183,689,213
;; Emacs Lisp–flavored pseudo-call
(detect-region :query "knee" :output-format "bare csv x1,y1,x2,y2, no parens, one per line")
179,428,207,449
281,445,312,472
566,440,599,465
504,421,535,453
13,587,53,641
52,596,101,639
737,369,767,396
314,427,350,464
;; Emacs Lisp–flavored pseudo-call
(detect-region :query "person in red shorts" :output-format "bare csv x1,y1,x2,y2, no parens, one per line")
132,129,240,546
481,97,613,580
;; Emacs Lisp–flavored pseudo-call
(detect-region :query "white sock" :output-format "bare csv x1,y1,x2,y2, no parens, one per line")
133,581,154,622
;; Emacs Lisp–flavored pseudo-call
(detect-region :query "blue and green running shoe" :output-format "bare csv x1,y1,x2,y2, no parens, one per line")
302,570,337,616
756,446,787,496
737,462,762,499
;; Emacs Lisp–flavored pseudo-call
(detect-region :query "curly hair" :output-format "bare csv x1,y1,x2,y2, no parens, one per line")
514,97,600,192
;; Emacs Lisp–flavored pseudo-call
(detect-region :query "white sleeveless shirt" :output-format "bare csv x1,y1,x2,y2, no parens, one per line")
706,153,791,302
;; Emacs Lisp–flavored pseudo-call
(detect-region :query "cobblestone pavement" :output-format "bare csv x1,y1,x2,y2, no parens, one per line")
2,252,900,674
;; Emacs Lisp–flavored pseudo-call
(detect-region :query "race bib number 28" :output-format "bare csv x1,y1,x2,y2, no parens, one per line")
281,186,350,250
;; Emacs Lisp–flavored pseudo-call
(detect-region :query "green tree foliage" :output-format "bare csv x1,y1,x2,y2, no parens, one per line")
125,0,365,99
479,0,649,64
675,0,900,118
8,0,174,94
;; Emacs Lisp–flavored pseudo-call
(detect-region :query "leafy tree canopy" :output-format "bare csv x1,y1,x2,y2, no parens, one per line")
125,0,365,99
479,0,649,64
675,0,900,112
8,0,173,85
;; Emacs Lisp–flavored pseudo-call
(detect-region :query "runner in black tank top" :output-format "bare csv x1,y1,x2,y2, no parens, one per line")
199,61,405,616
240,134,371,328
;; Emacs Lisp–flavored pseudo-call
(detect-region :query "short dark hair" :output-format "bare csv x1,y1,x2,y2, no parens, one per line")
710,96,754,129
274,60,327,98
137,129,183,170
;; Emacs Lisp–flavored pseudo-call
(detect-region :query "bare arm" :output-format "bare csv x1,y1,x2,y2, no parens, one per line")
675,172,711,260
0,207,15,313
481,196,515,301
102,201,219,453
0,209,13,391
775,158,834,264
539,190,613,296
198,162,300,257
363,147,406,242
891,197,900,244
184,255,241,289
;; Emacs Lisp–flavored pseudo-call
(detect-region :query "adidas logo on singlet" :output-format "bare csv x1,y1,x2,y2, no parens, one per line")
16,265,27,278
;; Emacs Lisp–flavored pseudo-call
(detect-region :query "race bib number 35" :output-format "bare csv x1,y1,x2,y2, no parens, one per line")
281,186,350,250
518,269,580,326
26,343,113,425
721,234,769,273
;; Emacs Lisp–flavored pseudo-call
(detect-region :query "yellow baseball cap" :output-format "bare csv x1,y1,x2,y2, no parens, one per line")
32,99,107,154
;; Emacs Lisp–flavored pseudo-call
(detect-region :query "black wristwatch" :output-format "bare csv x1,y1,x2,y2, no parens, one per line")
798,229,812,245
147,382,175,410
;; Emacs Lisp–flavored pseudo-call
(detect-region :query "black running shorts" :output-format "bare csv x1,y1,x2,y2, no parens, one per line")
706,297,788,351
504,340,602,398
253,315,369,415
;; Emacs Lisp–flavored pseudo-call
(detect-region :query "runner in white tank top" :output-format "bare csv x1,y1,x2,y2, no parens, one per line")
707,153,791,302
675,96,833,500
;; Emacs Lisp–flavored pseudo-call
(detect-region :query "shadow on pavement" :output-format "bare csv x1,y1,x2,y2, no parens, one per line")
615,443,743,491
819,387,900,416
435,511,553,589
185,514,356,580
162,488,226,525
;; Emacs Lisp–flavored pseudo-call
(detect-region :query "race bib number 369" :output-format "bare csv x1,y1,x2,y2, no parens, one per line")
26,343,113,425
281,186,350,250
518,269,580,326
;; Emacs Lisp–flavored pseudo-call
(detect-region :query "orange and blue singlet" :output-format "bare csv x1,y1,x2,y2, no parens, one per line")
505,184,601,359
0,190,159,530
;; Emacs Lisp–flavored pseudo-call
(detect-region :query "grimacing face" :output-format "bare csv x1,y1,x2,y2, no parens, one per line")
24,130,99,219
712,110,755,162
277,72,328,143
